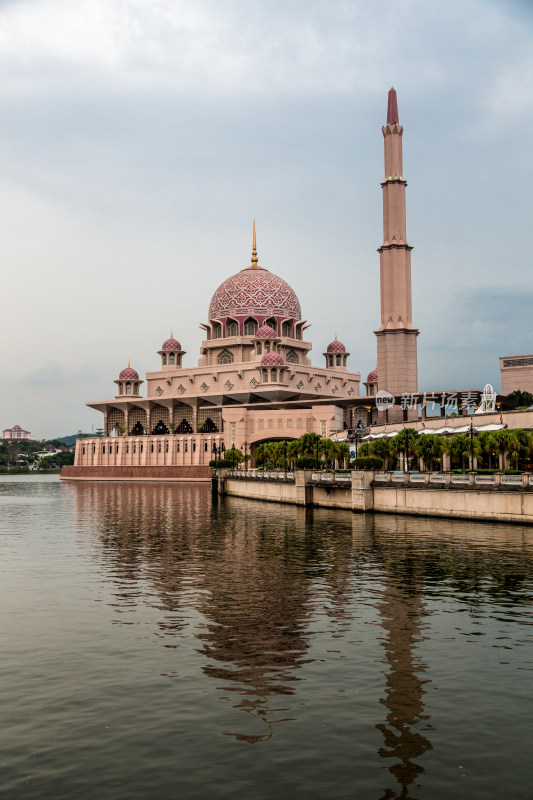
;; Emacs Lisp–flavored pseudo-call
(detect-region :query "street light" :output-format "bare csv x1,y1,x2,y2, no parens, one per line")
231,443,236,470
283,440,287,472
316,434,322,471
241,441,248,468
355,420,364,460
469,418,476,471
347,421,366,465
212,441,225,462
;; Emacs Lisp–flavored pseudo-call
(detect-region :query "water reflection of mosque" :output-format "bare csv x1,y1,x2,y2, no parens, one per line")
72,483,533,795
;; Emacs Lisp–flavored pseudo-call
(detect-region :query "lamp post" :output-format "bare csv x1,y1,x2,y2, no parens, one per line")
231,443,236,470
212,441,225,463
284,440,287,472
469,418,476,471
241,441,248,469
315,434,322,471
347,421,366,466
355,420,364,460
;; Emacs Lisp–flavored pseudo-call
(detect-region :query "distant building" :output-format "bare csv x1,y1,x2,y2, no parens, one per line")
499,355,533,396
3,425,32,440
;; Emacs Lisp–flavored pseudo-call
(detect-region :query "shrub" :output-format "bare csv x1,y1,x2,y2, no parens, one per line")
10,466,30,474
295,457,319,469
209,459,233,468
354,456,383,470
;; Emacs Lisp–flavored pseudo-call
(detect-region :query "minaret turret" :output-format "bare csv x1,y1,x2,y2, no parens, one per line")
114,360,143,398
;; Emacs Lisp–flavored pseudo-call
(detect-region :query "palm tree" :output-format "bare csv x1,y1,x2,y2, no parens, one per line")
336,442,350,468
491,430,512,474
287,439,300,468
449,434,471,473
389,428,418,471
478,431,497,469
416,433,446,472
370,438,391,470
358,442,372,459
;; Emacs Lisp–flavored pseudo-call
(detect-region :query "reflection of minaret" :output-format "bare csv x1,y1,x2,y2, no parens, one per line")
375,88,419,417
376,579,432,799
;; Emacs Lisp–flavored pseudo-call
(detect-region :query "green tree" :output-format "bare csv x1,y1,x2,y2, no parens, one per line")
490,430,512,474
7,444,20,466
370,438,391,470
416,434,446,472
448,433,480,472
389,428,418,471
507,390,533,409
505,429,528,470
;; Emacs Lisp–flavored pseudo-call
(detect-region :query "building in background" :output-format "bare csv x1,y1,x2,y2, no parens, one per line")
499,355,533,396
2,425,32,441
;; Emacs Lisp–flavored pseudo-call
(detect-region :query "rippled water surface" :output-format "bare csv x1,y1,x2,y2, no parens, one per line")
2,475,533,799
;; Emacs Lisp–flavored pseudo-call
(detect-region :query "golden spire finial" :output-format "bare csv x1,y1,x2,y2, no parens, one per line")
335,330,338,340
251,219,259,266
171,328,173,338
128,357,131,368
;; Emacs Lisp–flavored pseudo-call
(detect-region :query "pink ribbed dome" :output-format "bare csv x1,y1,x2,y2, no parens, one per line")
367,369,378,383
119,366,139,380
256,325,277,339
209,267,301,320
327,339,346,353
162,337,182,351
261,351,284,366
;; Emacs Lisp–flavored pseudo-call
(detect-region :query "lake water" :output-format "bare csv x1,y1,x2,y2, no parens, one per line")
1,475,533,800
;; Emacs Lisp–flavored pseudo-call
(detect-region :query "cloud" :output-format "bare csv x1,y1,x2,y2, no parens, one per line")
0,0,519,99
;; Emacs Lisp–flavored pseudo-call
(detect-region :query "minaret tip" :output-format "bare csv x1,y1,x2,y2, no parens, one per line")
387,87,399,125
251,219,259,266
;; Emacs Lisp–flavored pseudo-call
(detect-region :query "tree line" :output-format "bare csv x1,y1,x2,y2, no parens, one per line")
359,428,533,473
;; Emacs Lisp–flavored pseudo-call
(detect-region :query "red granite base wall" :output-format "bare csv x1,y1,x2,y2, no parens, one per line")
61,465,211,482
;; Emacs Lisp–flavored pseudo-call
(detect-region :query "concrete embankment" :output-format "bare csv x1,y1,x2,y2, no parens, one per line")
218,470,533,524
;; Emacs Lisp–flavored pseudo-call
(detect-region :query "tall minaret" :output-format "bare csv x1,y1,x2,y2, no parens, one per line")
375,88,419,407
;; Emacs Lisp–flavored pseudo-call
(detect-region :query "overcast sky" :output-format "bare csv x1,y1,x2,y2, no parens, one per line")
1,0,532,438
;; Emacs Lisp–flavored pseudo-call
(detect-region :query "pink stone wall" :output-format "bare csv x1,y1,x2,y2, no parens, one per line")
499,356,533,395
61,465,211,481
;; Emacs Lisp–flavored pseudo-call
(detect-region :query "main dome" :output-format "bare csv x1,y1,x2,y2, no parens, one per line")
209,267,301,321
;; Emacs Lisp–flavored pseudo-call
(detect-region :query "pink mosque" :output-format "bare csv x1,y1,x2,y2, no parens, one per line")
65,89,422,481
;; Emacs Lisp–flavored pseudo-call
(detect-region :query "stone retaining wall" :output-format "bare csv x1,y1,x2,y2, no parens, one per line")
61,465,211,482
219,470,533,523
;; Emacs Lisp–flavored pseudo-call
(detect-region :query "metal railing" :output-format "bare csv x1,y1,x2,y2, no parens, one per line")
373,471,533,489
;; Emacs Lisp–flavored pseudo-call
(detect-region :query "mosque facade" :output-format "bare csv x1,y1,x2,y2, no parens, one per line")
67,89,419,480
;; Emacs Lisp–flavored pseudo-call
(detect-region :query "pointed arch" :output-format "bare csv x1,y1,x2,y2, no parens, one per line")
217,349,234,365
226,318,238,337
286,349,298,364
244,317,258,336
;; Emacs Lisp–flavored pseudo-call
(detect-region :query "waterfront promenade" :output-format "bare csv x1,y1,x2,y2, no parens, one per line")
219,469,533,524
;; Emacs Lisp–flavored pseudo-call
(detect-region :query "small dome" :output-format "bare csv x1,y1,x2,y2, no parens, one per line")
119,366,139,380
261,351,284,366
162,337,182,351
367,369,378,383
256,325,277,339
327,339,346,353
